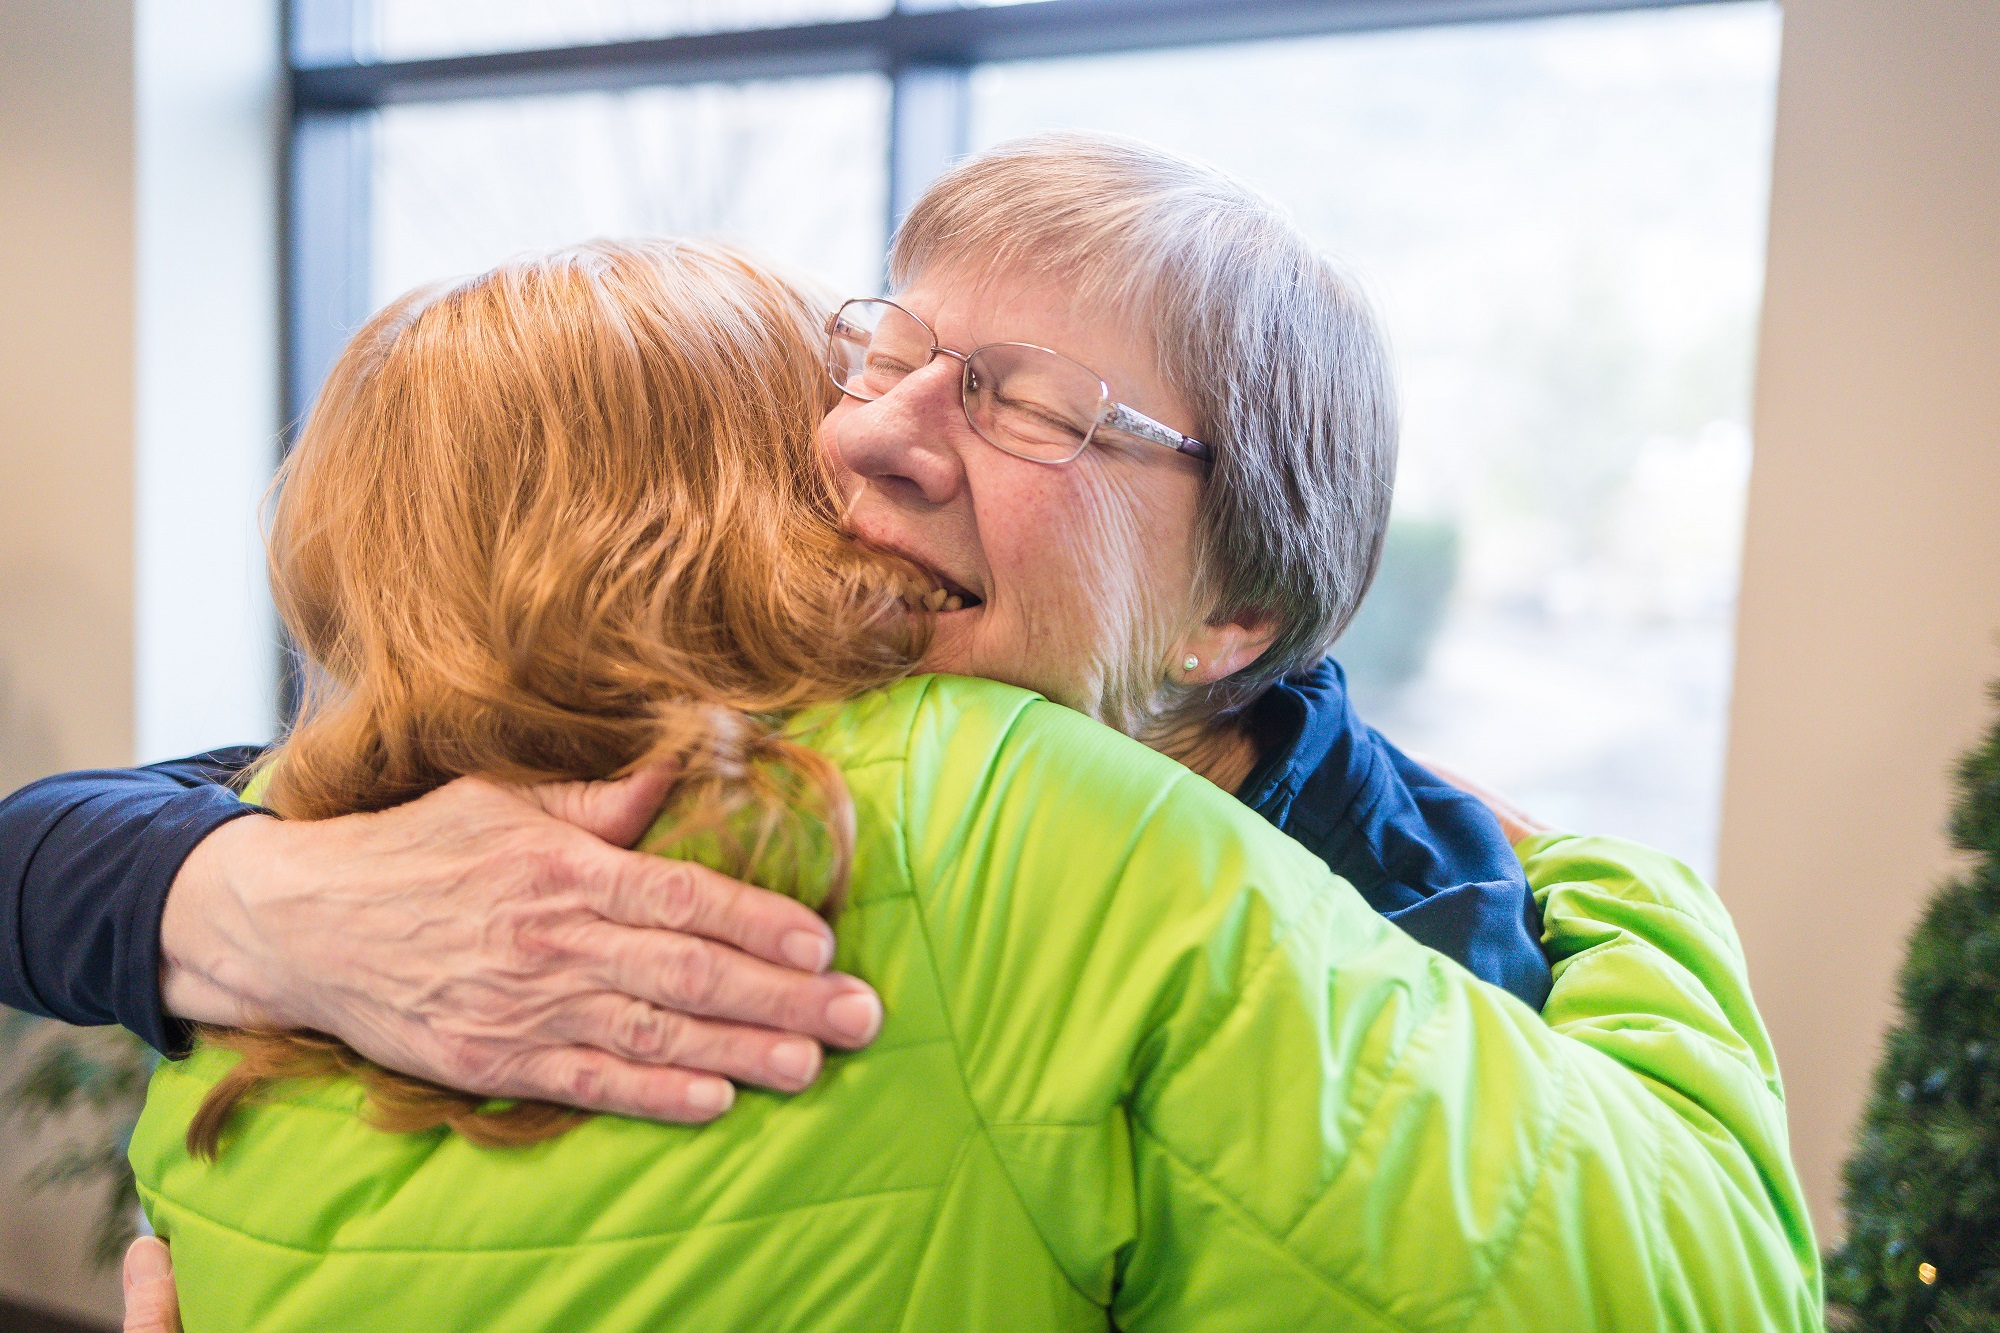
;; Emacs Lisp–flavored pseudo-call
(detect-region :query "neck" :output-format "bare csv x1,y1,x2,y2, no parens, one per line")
1146,712,1262,795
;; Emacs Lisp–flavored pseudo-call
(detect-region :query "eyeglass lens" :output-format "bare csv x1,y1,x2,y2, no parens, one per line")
827,299,1112,464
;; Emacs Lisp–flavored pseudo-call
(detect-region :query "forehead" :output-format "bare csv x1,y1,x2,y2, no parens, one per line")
898,262,1171,406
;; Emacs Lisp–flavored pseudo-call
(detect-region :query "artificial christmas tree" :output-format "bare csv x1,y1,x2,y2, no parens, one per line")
1827,683,2000,1331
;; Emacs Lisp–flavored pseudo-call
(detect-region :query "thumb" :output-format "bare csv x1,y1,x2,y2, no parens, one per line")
123,1237,182,1333
526,759,682,848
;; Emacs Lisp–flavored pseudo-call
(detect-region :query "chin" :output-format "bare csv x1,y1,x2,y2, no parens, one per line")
916,621,975,679
921,641,1028,693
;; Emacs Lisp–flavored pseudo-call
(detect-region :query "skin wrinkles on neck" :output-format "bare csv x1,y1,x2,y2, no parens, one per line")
1144,708,1263,795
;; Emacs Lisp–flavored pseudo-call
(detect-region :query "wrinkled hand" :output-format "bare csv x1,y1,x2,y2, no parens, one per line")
123,1238,179,1333
159,765,883,1122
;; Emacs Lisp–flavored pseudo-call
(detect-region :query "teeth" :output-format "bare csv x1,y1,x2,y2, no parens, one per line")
901,580,972,613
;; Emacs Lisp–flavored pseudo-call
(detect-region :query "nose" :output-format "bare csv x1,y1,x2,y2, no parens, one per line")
827,358,969,508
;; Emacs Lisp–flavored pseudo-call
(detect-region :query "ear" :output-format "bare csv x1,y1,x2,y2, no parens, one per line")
1174,609,1280,685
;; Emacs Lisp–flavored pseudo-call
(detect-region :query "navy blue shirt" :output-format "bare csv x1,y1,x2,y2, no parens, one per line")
1236,659,1551,1009
0,666,1549,1054
0,749,264,1055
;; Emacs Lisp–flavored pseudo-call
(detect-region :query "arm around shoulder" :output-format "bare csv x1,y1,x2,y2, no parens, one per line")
1510,831,1822,1323
0,751,263,1052
897,688,1821,1330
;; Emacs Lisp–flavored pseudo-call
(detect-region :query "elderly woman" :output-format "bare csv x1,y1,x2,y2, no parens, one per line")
825,134,1548,1008
3,136,1814,1326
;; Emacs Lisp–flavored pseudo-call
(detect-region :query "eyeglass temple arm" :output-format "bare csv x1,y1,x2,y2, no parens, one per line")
1103,402,1212,463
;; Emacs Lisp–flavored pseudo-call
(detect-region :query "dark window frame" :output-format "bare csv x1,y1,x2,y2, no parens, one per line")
275,0,1743,716
282,0,1738,429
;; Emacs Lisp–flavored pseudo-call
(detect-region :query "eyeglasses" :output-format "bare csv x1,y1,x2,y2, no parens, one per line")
824,298,1211,467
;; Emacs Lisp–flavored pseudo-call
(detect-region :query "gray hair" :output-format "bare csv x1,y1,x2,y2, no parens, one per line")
890,131,1399,710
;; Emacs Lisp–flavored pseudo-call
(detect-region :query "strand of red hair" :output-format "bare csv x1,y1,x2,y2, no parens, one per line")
188,238,925,1158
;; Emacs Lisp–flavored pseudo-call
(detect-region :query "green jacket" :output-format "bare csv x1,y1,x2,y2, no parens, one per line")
132,675,1822,1330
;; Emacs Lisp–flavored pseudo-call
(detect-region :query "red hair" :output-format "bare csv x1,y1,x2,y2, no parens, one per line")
189,239,924,1157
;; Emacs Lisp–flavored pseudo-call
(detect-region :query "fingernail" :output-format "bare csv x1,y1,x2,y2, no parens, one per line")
780,929,834,972
825,988,883,1044
686,1077,734,1115
126,1237,171,1284
768,1037,821,1085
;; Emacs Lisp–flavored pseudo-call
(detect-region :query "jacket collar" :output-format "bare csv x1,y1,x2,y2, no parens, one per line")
1234,657,1368,830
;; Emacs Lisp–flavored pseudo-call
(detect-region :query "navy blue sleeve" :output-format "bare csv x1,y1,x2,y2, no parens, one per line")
1236,658,1552,1011
0,746,267,1056
1281,732,1553,1011
1371,747,1553,1011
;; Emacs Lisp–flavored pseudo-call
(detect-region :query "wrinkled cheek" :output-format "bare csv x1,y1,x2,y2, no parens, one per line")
1053,473,1157,587
1017,479,1186,721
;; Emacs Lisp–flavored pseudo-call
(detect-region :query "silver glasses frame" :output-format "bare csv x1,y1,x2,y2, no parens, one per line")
825,297,1212,466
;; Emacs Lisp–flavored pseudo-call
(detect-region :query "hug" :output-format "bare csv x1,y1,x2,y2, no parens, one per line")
3,134,1817,1329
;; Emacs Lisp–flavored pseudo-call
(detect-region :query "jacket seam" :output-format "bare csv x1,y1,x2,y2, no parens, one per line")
1130,890,1401,1184
137,1179,943,1256
1124,892,1308,1114
894,685,1107,1313
904,934,1104,1309
1120,897,1526,1329
892,1130,980,1333
1127,1118,1415,1332
1571,1068,1670,1332
1324,729,1391,872
1448,1032,1579,1333
1117,890,1571,1333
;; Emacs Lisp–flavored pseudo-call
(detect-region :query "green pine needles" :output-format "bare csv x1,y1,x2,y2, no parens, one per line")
1,1010,155,1268
1828,682,2000,1331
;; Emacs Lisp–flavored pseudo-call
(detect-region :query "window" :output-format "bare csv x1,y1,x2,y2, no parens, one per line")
289,0,1779,876
971,6,1781,873
373,76,890,304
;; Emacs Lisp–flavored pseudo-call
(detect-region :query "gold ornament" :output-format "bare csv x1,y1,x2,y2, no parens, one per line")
1918,1262,1938,1285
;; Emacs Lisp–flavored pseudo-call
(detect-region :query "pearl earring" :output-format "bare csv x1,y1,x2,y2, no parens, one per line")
1183,655,1200,673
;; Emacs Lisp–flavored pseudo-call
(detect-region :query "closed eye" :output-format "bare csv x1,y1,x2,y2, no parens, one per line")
991,392,1087,437
864,352,922,378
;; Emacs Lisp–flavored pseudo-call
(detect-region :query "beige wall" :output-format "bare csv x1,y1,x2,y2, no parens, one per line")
0,0,137,792
1,4,138,1322
1723,0,2000,1245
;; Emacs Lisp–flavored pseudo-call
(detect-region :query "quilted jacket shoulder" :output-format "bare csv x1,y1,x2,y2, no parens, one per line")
132,675,1820,1331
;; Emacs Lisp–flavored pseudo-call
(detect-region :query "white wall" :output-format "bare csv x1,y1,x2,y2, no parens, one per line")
1722,0,2000,1244
1,0,280,1322
135,0,283,762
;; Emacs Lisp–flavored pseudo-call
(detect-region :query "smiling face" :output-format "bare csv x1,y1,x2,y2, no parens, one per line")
822,267,1216,734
